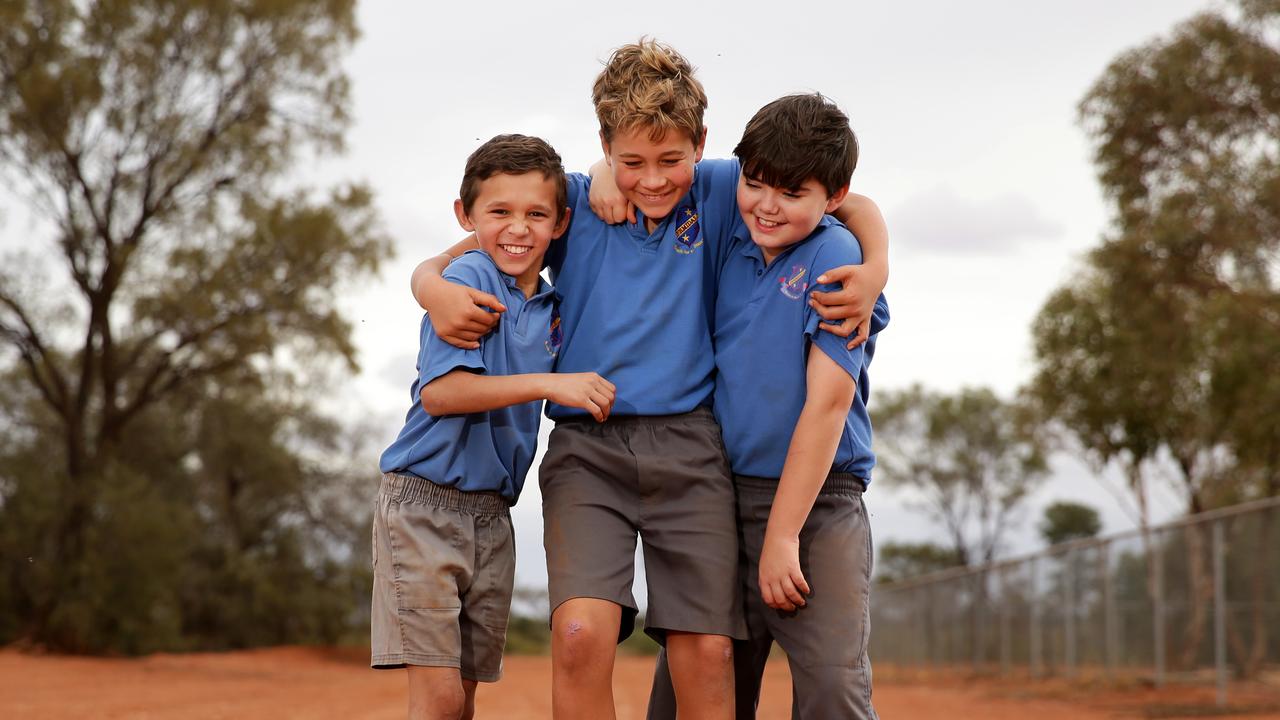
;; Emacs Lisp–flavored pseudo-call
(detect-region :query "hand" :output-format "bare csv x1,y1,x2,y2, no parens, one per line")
758,532,809,611
426,276,506,350
808,263,876,349
588,158,636,225
545,372,616,422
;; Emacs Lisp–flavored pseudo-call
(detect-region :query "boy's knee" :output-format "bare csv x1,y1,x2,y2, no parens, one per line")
408,675,466,720
669,632,734,671
553,618,615,672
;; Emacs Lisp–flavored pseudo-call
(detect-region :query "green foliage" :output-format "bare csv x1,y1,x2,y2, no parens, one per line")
1034,0,1280,514
872,385,1049,566
0,0,388,652
875,541,963,584
1037,501,1102,547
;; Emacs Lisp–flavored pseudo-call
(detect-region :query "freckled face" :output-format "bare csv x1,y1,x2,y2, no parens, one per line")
603,126,705,228
454,172,569,282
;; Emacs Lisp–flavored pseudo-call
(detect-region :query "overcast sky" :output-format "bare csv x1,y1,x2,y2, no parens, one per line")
1,0,1223,596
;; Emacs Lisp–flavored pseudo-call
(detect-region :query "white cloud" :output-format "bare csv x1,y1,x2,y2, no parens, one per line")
892,186,1064,255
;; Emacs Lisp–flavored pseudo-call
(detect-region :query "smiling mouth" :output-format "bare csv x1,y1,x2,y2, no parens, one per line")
499,244,531,256
637,189,674,203
755,216,784,229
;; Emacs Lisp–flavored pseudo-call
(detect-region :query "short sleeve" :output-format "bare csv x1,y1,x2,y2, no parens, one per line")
417,314,486,387
803,231,868,380
419,254,501,385
546,172,590,277
692,158,742,260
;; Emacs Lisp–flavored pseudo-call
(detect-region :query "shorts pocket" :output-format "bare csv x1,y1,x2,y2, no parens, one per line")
386,501,470,610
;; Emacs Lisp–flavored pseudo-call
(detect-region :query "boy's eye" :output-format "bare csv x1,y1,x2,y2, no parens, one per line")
491,209,509,216
529,211,547,218
660,159,680,167
744,180,761,189
622,161,643,169
783,192,802,199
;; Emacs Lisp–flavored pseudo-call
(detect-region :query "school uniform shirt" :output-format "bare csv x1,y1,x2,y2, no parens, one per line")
379,250,559,503
543,159,740,419
713,215,890,481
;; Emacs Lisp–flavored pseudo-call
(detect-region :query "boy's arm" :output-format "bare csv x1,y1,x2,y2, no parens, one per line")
421,370,617,422
409,235,505,350
809,194,890,349
757,347,857,612
587,158,637,225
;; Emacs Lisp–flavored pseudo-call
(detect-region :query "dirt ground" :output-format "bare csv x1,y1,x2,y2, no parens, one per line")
2,647,1278,719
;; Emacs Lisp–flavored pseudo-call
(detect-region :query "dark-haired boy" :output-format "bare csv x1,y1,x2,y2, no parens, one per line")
372,134,615,720
648,94,888,719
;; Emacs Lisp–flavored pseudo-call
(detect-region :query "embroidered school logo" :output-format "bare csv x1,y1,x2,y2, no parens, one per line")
778,265,809,300
545,309,562,357
672,206,703,255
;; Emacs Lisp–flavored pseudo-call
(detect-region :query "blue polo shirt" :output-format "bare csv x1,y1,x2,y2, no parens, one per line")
542,159,740,419
379,250,559,502
713,216,890,481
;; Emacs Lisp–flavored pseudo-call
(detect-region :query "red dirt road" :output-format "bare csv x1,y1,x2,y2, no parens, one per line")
2,647,1277,719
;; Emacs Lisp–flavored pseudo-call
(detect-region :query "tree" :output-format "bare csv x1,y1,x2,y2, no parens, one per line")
0,0,390,651
872,385,1049,567
875,541,964,585
1032,0,1280,676
1037,501,1102,547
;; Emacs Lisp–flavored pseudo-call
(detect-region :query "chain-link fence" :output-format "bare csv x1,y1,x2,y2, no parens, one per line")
870,496,1280,705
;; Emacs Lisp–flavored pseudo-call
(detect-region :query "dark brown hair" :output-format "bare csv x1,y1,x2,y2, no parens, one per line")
459,134,568,221
733,93,858,197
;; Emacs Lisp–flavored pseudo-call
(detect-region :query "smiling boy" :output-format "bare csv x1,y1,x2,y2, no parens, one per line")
372,134,615,720
409,41,889,720
648,93,889,720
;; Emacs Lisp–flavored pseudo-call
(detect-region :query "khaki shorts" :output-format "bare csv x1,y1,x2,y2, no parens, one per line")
540,407,746,643
647,472,877,720
370,473,514,682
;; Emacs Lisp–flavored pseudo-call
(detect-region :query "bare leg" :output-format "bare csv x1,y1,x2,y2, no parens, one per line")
666,631,734,720
551,597,622,720
459,679,478,720
406,666,466,720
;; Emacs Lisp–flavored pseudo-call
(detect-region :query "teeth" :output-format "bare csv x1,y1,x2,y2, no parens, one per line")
757,217,780,228
500,245,530,255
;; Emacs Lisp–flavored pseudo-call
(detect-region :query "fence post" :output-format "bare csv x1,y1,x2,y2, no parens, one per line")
1065,548,1077,678
1213,519,1227,708
1030,556,1042,679
1000,566,1011,678
1102,540,1118,676
1153,528,1166,687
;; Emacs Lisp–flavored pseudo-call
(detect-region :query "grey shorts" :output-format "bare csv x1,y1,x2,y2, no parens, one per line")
539,407,747,643
370,473,514,682
647,472,878,720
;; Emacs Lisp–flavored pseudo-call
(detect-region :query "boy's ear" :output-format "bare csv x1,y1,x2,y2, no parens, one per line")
454,199,476,231
693,127,708,163
825,185,851,214
599,130,612,165
552,207,572,239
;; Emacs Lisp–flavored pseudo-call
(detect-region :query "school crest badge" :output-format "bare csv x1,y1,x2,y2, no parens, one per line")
672,206,703,255
545,309,563,357
778,265,809,300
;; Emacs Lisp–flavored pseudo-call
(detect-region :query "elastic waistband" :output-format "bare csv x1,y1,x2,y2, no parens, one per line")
379,473,510,516
555,405,715,428
734,472,866,496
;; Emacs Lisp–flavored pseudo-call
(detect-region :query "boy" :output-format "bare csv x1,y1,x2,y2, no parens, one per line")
372,134,615,720
650,94,888,719
412,41,889,720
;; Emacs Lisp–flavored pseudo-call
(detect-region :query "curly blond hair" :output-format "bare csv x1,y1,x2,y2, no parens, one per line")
592,38,707,145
